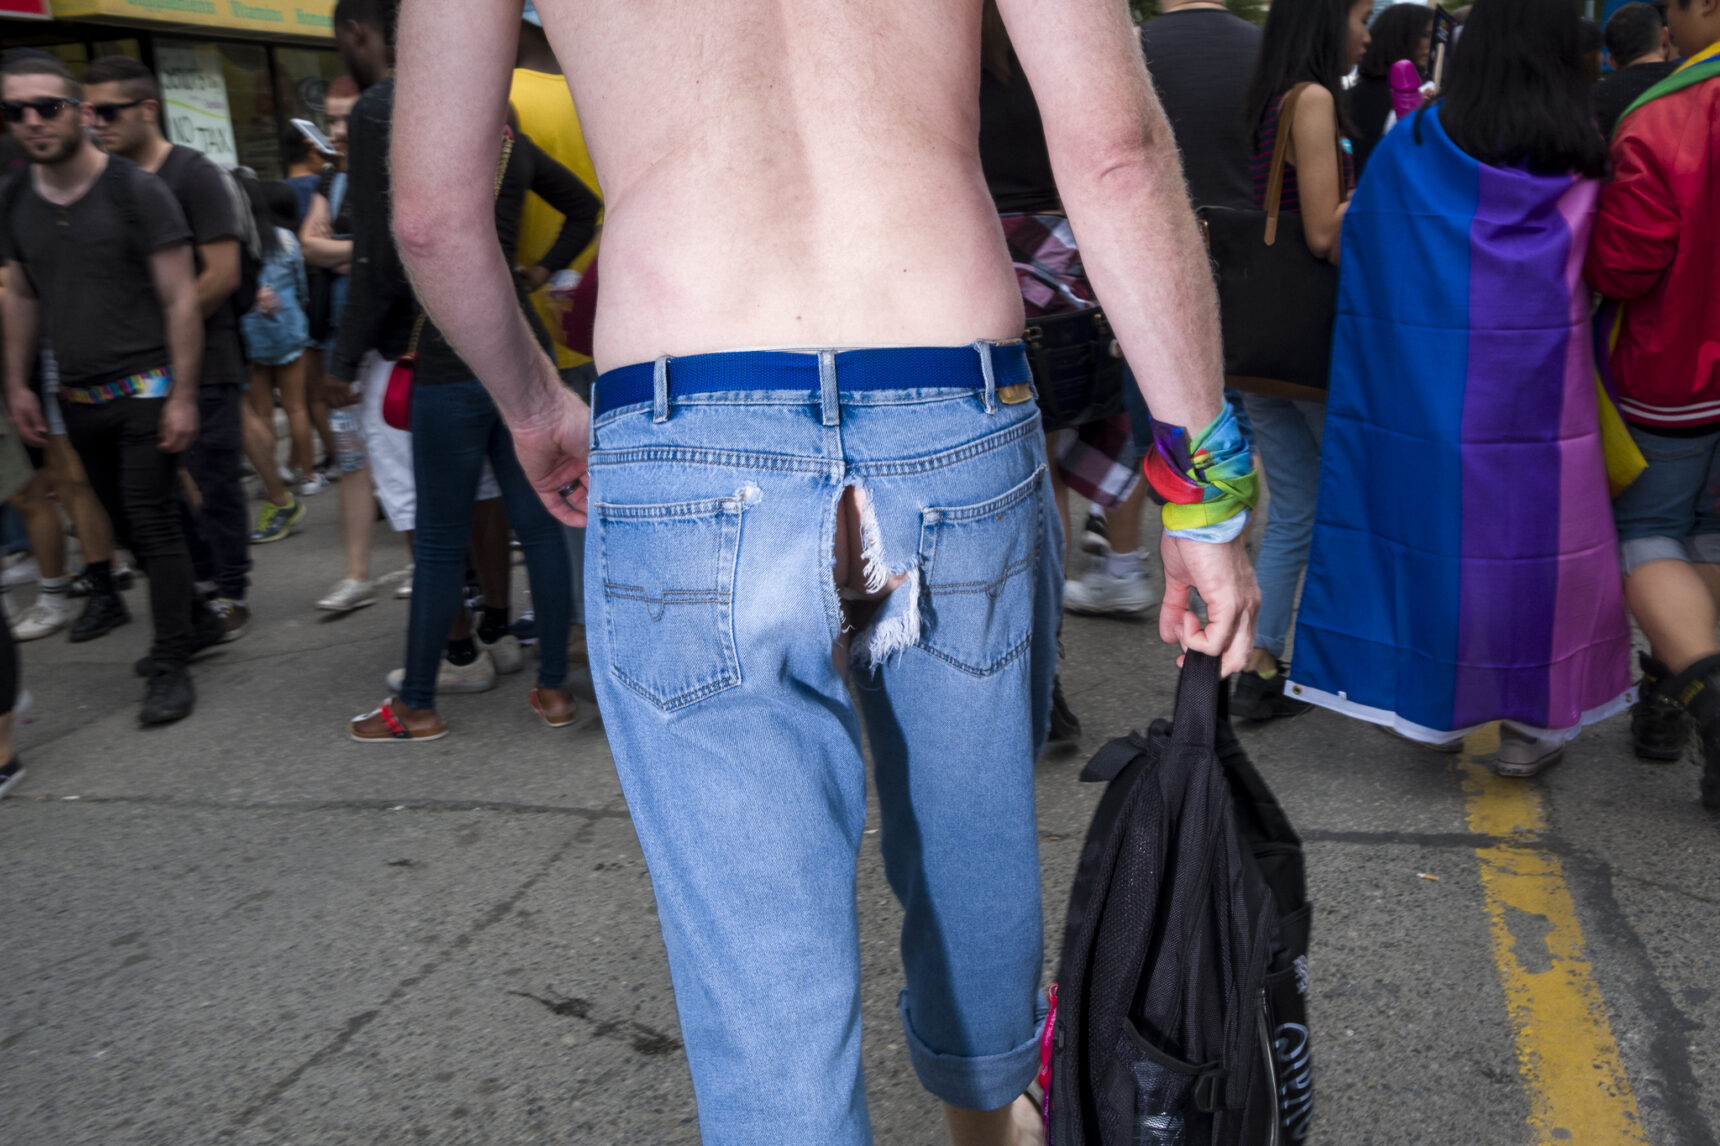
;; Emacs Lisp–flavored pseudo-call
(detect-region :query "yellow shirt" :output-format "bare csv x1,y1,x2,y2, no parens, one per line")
511,68,602,369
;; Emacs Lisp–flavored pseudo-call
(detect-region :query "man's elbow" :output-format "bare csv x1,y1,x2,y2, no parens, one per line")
393,192,481,267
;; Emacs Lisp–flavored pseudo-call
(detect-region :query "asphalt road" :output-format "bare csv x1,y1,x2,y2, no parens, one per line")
2,495,1716,1146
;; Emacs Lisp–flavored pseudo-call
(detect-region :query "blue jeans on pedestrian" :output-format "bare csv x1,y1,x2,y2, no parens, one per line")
402,379,571,709
586,345,1062,1144
1243,394,1324,659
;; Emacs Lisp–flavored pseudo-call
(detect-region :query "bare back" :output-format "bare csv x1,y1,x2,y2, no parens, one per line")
537,0,1025,369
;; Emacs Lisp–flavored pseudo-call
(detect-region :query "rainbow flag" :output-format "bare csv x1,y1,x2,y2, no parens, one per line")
1286,109,1633,742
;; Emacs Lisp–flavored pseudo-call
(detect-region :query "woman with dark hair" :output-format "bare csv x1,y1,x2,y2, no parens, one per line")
1229,0,1370,722
1288,0,1628,776
1350,3,1435,176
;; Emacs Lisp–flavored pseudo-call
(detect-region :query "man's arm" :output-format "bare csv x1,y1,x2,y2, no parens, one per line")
1,261,46,447
998,0,1256,672
394,0,589,524
194,237,241,320
1586,131,1679,301
150,241,202,452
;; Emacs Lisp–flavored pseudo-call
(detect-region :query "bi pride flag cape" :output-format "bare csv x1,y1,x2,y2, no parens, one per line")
1286,109,1633,742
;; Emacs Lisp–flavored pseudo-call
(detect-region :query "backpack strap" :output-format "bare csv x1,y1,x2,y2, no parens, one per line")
1170,651,1221,750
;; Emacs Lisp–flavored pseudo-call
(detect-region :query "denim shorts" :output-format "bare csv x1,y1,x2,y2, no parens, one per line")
586,344,1062,1144
1612,422,1720,575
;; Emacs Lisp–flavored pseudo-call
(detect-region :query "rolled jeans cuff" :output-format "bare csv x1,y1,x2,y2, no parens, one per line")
1621,534,1717,576
899,990,1043,1112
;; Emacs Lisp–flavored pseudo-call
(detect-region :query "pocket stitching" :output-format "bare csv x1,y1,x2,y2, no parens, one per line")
914,465,1046,677
598,496,746,712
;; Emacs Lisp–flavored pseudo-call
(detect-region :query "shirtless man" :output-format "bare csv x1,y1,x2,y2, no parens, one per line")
391,2,1258,1143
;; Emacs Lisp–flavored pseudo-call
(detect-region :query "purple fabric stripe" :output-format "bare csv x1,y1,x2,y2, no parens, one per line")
1546,182,1634,727
1452,166,1572,729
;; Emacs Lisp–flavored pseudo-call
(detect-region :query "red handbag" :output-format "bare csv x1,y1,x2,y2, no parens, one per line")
381,129,515,432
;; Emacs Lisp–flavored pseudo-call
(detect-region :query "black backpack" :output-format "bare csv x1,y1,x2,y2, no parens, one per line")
1049,653,1314,1146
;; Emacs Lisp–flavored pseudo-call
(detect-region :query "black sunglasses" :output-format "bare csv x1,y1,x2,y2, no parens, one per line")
1,97,81,124
91,99,146,123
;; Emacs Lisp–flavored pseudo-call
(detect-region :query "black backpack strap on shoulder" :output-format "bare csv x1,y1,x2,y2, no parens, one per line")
1170,651,1222,751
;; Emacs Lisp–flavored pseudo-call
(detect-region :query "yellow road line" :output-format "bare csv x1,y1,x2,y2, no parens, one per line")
1459,725,1647,1145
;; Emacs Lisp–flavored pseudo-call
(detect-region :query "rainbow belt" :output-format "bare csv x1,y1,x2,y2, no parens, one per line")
60,367,174,405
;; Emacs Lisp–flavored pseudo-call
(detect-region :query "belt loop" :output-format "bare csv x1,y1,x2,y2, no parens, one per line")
652,356,670,423
819,349,840,427
975,340,998,414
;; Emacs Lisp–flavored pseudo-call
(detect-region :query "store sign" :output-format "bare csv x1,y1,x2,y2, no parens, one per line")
50,0,333,38
156,43,239,166
0,0,52,19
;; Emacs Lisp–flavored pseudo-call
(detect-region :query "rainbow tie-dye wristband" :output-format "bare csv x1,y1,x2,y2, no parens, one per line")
1142,403,1259,543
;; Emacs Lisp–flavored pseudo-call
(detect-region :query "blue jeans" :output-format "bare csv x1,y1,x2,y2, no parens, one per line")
1243,395,1324,659
403,380,571,709
586,349,1061,1144
1612,422,1720,574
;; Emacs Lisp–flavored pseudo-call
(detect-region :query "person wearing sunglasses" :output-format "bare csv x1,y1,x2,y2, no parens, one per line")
84,55,255,646
0,55,206,726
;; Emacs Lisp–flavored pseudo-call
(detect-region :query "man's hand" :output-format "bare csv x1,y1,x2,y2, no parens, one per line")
324,375,360,408
7,387,47,448
510,385,592,527
1159,532,1259,677
158,394,199,453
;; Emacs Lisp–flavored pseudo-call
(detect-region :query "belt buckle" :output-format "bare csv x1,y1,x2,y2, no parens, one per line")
998,382,1033,406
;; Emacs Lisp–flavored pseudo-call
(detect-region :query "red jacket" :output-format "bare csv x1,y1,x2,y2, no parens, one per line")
1586,64,1720,429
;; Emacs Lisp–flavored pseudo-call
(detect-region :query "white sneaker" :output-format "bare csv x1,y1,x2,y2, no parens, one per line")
385,649,497,695
1063,567,1157,617
481,632,524,674
296,471,331,497
13,596,70,641
318,578,376,613
394,563,414,599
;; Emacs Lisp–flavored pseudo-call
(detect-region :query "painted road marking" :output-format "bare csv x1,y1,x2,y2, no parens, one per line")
1460,725,1647,1145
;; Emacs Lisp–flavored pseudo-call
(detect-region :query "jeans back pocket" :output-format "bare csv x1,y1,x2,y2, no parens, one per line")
596,493,749,712
916,465,1045,676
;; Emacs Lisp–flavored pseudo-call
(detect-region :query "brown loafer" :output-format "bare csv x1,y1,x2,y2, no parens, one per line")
529,687,579,729
349,698,448,742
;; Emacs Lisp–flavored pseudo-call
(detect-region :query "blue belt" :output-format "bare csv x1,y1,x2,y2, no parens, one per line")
591,344,1030,419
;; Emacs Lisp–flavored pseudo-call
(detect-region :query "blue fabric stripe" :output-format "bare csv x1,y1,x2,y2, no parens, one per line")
1292,111,1477,729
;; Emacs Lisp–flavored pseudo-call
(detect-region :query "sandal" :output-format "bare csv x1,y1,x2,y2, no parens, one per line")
349,698,448,742
529,687,579,729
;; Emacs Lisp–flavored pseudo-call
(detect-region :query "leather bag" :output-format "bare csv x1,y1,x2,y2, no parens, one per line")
1200,83,1347,401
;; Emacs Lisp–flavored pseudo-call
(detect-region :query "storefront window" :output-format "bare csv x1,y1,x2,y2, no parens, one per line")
273,46,345,133
155,37,280,179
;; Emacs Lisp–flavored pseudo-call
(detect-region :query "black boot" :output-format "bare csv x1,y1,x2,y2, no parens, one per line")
68,591,130,643
1231,658,1313,721
1631,652,1690,762
1664,653,1720,812
140,663,195,726
135,606,227,676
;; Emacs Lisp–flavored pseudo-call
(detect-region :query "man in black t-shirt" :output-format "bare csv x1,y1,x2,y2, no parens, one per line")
1,55,207,725
1140,0,1263,211
86,55,256,642
1595,2,1681,138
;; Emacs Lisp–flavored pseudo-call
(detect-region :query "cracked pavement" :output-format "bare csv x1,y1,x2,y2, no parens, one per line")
2,508,1717,1145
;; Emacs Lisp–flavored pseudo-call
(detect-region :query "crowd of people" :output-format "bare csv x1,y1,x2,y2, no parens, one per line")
1,0,1717,1139
0,0,600,750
